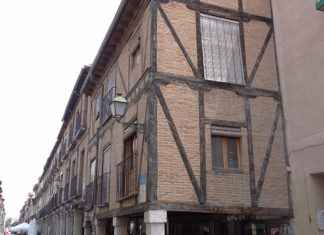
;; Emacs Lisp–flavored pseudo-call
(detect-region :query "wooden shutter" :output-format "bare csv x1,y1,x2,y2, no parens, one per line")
211,135,224,169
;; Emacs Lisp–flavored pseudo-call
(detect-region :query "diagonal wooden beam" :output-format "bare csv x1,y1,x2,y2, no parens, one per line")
248,26,274,85
158,4,200,78
256,103,280,202
154,84,203,203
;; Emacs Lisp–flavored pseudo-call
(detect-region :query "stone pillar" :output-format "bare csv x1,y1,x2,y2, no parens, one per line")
73,210,83,235
113,217,128,235
144,210,167,235
95,219,106,235
84,220,92,235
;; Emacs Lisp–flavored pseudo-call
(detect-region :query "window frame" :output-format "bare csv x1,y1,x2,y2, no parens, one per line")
211,126,242,173
200,14,245,85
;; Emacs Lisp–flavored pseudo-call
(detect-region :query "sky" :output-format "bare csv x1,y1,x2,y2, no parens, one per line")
0,0,121,220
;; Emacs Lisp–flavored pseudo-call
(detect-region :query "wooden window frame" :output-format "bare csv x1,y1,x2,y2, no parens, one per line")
200,14,245,85
211,126,242,174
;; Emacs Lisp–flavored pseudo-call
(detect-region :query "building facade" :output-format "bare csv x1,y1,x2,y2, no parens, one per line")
0,181,5,234
20,0,292,234
272,0,324,234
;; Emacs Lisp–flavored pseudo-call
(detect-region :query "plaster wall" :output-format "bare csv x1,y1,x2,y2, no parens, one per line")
272,0,324,234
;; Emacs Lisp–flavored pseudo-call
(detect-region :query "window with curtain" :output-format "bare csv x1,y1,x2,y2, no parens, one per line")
200,14,244,84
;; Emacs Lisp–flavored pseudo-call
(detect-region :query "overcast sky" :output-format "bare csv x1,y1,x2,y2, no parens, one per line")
0,0,121,220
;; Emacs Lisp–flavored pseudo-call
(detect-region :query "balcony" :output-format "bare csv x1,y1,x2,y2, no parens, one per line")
84,182,95,210
116,156,138,201
97,173,110,206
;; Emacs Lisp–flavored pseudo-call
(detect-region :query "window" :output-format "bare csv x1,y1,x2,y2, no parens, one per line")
200,14,244,84
90,159,96,182
95,95,101,119
72,160,77,177
74,110,81,136
101,76,116,122
66,167,70,184
131,43,141,70
211,127,241,171
124,134,138,168
103,146,111,174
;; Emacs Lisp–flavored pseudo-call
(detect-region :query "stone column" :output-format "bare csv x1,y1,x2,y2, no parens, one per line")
73,210,83,235
84,220,92,235
113,217,128,235
95,219,106,235
144,210,167,235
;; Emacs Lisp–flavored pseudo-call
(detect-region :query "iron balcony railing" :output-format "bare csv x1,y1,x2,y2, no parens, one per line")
97,173,110,206
116,156,138,201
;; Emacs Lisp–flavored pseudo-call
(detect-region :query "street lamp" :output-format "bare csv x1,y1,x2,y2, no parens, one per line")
110,94,144,131
110,94,128,120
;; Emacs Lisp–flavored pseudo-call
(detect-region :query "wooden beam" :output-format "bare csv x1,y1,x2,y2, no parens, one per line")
198,90,207,204
158,4,200,78
248,26,274,85
154,72,281,100
195,2,207,204
146,0,158,203
186,1,273,24
238,0,249,85
256,103,280,202
154,84,203,203
204,118,246,128
245,98,257,207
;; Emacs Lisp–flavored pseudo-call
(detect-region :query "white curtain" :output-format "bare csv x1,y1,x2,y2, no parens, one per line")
201,14,244,84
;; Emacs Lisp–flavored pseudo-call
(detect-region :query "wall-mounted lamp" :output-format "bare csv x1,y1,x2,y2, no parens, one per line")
110,94,144,131
110,94,128,120
317,0,324,11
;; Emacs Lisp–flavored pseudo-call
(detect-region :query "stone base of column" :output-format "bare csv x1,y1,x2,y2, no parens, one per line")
144,210,167,235
83,220,92,235
95,219,106,235
73,210,83,235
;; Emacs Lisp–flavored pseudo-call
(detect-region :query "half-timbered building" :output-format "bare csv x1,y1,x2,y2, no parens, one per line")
19,0,292,234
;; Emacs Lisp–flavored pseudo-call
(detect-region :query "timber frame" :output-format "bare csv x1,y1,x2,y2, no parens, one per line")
81,0,292,219
24,0,293,232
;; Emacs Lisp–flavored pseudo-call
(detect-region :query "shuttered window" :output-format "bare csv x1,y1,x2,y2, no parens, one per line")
200,14,244,84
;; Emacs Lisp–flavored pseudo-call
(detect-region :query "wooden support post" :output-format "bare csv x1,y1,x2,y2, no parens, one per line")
245,98,257,207
196,4,207,204
147,0,158,203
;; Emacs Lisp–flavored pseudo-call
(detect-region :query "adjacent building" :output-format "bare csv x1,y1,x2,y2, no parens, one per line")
272,0,324,234
19,0,292,234
0,181,5,234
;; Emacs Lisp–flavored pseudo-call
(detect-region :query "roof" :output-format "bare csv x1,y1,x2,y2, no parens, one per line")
62,65,90,122
81,0,146,94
